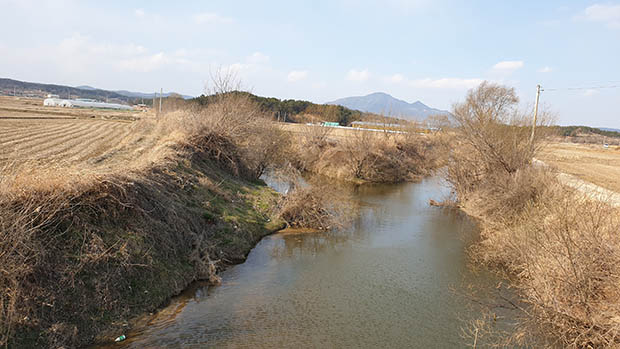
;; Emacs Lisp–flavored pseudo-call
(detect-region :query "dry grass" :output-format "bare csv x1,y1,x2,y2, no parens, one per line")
447,82,620,347
0,119,133,166
284,124,441,183
538,141,620,193
0,91,289,348
277,182,355,231
463,168,620,348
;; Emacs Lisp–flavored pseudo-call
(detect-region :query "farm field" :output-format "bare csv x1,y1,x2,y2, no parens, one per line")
0,117,170,172
539,141,620,193
0,96,148,120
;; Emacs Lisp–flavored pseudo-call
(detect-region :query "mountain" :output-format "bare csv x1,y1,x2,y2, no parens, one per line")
328,92,449,121
0,78,130,102
0,78,192,103
111,89,193,100
75,85,97,91
598,127,620,133
75,85,192,99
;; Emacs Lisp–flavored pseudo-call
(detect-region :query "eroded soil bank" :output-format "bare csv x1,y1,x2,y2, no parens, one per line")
4,151,284,348
93,177,514,348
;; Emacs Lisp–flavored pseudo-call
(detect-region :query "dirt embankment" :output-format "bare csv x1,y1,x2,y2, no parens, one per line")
443,82,620,347
0,94,292,348
1,147,284,348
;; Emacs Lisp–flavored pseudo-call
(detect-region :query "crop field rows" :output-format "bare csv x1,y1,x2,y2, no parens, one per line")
539,142,620,193
0,118,137,167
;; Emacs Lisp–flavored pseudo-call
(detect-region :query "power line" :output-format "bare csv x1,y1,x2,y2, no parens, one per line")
543,84,620,92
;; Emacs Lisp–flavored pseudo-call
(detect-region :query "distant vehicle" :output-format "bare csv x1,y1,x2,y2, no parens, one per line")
604,143,609,148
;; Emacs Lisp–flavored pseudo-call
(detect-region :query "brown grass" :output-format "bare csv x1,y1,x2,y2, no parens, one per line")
0,92,288,348
463,167,620,347
277,182,355,231
447,82,620,347
284,124,442,183
538,141,620,193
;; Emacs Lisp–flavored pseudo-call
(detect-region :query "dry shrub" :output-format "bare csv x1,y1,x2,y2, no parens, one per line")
0,168,71,347
289,126,440,183
448,82,620,346
446,81,553,198
160,93,290,180
471,170,620,347
0,156,274,347
0,76,288,347
278,183,354,231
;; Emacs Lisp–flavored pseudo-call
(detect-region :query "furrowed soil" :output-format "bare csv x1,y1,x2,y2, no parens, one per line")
0,102,285,348
538,141,620,193
0,96,146,120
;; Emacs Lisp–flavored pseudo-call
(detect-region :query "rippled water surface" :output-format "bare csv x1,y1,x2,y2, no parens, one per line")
106,177,502,348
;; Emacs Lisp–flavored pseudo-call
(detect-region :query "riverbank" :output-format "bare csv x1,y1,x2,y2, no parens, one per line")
443,82,620,347
91,178,505,348
457,166,620,347
0,93,297,348
284,123,444,184
1,144,285,348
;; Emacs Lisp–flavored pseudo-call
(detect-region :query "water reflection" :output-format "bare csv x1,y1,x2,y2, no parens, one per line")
97,177,509,348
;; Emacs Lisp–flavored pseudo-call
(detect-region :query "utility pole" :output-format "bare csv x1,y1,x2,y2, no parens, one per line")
529,84,541,146
159,88,163,114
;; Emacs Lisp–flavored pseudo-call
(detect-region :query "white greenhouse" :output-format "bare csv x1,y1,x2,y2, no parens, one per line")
43,98,133,110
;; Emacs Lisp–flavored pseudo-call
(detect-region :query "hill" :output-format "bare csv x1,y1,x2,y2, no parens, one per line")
106,89,192,100
0,78,192,105
327,92,449,121
193,91,364,125
555,125,620,139
599,127,620,133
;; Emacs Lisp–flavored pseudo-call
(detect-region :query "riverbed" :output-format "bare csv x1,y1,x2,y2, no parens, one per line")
103,177,506,348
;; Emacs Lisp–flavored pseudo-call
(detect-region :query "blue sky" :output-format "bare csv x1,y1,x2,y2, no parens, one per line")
1,0,619,127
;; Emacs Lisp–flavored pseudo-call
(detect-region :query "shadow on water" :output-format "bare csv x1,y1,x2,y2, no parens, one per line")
95,177,521,348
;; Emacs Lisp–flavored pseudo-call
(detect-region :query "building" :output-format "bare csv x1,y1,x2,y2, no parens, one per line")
43,98,133,110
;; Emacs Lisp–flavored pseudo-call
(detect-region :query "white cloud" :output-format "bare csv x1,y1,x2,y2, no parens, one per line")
388,73,405,83
583,89,599,97
247,52,270,64
492,60,524,73
1,33,222,78
287,70,308,82
135,8,145,17
582,4,620,28
409,78,483,89
383,72,482,89
227,63,253,73
538,66,552,73
119,52,169,72
312,82,327,89
193,12,233,25
347,69,370,82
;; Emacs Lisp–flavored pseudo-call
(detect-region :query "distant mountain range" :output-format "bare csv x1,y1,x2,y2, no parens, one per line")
76,85,192,100
598,127,620,133
328,92,450,121
0,78,192,103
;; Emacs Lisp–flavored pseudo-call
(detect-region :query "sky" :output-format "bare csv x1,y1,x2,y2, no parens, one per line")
1,0,619,127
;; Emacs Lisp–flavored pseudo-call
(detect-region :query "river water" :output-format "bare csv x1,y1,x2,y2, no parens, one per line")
107,177,505,348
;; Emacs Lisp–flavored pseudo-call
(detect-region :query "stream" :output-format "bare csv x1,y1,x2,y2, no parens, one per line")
103,177,510,348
